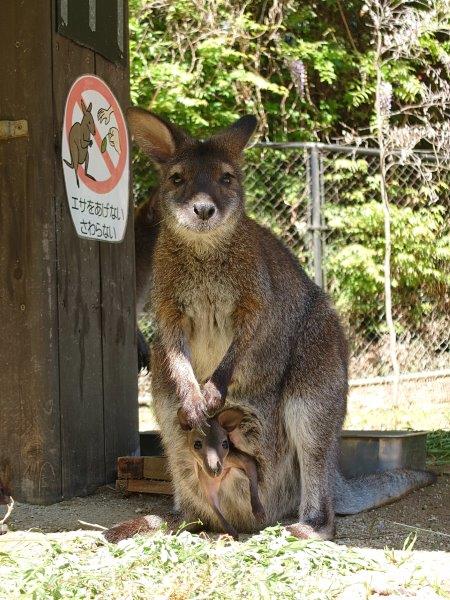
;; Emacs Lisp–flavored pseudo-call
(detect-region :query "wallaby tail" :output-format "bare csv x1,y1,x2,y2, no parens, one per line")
334,469,437,515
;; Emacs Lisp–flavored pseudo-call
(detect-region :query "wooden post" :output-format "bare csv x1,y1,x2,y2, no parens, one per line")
0,0,138,504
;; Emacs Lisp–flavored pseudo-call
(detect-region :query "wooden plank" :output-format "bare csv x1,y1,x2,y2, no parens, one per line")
95,0,139,483
115,479,129,494
143,457,171,481
52,22,106,498
117,457,143,479
0,0,61,503
127,479,174,495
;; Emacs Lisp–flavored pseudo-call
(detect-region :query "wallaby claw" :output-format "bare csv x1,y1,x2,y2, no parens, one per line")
183,398,209,432
202,380,224,413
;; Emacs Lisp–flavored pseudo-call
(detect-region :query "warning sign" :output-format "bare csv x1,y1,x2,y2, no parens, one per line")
62,74,129,242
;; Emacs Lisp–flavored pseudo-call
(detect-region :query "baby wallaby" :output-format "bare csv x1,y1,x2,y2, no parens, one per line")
178,407,265,539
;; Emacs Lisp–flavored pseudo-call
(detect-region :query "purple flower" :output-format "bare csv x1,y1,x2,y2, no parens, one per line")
289,60,308,99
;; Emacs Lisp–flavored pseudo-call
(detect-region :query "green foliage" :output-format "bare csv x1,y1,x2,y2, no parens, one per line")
325,200,449,329
3,526,447,598
427,430,450,465
130,1,450,367
129,0,378,201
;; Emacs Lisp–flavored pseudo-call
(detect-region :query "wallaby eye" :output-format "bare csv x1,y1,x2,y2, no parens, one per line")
220,172,234,186
170,173,184,187
222,440,229,449
193,440,202,450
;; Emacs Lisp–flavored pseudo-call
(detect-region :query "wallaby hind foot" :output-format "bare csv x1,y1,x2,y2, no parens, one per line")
104,513,202,544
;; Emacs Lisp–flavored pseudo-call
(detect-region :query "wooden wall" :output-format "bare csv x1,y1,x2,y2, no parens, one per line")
0,0,138,504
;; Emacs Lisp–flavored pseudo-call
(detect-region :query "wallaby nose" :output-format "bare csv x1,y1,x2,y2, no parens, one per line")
210,461,222,477
205,456,223,477
193,202,215,221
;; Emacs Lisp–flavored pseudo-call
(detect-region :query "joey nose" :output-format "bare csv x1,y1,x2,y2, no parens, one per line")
206,457,222,477
211,461,222,477
193,202,215,221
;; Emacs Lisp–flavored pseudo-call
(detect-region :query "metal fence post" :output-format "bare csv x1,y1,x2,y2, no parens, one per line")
309,145,324,288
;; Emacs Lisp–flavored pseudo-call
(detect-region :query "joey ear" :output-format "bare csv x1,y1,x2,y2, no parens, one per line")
218,408,245,432
127,107,188,163
212,115,257,158
177,408,192,431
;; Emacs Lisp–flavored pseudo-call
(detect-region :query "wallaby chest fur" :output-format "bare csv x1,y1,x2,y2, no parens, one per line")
151,221,265,383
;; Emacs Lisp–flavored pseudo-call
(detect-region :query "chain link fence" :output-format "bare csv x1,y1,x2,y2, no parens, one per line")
244,142,450,381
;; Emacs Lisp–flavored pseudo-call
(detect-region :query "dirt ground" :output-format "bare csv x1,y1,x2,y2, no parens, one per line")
5,468,449,552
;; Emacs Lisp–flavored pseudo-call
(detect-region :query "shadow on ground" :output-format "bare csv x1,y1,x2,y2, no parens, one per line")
6,471,449,552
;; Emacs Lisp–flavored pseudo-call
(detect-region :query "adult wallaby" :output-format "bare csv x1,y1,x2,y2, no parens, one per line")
63,98,96,188
116,108,435,542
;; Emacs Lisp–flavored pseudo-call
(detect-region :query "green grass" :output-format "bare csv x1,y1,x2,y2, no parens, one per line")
426,430,450,466
1,526,448,600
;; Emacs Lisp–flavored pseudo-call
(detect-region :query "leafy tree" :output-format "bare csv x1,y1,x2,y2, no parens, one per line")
130,0,449,376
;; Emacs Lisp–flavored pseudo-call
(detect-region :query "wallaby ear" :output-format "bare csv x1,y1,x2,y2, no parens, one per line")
177,407,192,431
212,115,257,158
87,102,92,113
218,408,245,432
127,107,188,164
80,98,87,113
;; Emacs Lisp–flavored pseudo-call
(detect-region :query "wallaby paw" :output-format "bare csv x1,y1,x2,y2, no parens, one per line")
202,380,225,413
286,522,330,540
253,507,266,523
104,515,165,544
219,529,239,541
182,395,209,430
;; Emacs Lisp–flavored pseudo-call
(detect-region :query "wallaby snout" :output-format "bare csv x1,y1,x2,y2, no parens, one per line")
193,201,216,221
204,451,223,477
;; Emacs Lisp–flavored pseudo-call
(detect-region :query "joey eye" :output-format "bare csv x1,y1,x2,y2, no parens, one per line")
222,440,229,449
193,440,202,450
220,172,234,186
170,173,184,186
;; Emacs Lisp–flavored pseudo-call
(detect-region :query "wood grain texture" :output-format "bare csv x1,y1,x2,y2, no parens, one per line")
117,457,144,479
143,457,171,481
95,16,139,482
52,23,105,498
0,1,136,503
117,456,171,481
0,0,61,503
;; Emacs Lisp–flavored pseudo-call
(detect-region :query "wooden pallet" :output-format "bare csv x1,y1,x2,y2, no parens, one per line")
116,456,173,495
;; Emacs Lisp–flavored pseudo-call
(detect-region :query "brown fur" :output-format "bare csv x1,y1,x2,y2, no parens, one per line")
178,407,265,538
105,109,435,545
125,108,345,540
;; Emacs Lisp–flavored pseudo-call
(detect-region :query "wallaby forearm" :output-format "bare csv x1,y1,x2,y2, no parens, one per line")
167,347,202,400
206,291,263,404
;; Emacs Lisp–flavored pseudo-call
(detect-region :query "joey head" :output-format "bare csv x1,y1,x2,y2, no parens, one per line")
178,407,266,539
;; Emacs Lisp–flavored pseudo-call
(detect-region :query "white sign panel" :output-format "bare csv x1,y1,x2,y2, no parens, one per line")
62,74,129,242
